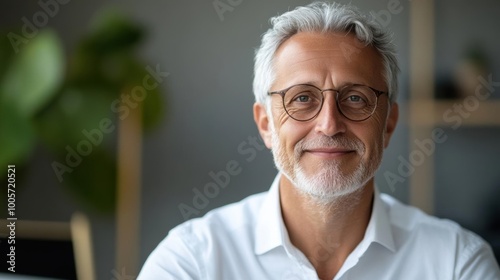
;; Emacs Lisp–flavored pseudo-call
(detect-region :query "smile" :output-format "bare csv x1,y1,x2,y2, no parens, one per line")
303,148,356,158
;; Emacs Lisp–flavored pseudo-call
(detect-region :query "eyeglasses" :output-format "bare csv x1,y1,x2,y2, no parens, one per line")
268,84,387,122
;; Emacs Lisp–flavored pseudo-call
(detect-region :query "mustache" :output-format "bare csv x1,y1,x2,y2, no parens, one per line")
295,135,365,154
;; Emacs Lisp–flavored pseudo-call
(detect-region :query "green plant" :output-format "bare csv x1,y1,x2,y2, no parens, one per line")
0,9,164,213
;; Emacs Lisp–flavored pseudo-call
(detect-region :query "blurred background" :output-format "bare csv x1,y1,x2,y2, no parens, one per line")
0,0,499,279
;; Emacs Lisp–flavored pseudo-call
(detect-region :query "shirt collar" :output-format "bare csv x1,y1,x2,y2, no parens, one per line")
254,174,396,255
360,187,396,254
254,174,286,255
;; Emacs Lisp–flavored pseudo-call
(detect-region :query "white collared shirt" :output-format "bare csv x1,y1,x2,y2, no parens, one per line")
138,174,500,280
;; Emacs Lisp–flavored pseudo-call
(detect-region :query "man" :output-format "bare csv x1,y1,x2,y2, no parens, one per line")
138,2,500,279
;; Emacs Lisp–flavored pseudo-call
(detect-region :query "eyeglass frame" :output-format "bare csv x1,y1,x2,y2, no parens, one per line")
267,83,388,122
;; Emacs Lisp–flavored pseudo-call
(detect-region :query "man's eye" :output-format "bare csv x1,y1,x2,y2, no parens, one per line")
340,93,368,109
294,95,310,102
347,95,362,102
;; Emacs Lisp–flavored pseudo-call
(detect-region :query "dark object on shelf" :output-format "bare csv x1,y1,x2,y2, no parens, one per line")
435,78,460,99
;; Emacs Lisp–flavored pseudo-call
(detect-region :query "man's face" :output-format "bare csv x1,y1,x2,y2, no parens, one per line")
254,32,398,202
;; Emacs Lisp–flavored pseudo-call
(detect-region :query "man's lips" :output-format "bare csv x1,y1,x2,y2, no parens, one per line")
303,148,356,158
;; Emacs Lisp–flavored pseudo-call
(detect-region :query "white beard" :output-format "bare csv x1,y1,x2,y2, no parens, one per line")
270,129,381,205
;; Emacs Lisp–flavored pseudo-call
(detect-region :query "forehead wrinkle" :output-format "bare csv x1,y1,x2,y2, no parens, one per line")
289,54,345,65
277,47,347,64
273,32,387,92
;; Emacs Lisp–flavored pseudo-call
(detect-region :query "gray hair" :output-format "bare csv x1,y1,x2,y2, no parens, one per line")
253,2,399,108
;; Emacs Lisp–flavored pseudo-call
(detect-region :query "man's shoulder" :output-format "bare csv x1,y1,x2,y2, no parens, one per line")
380,192,485,248
137,192,270,278
378,193,500,279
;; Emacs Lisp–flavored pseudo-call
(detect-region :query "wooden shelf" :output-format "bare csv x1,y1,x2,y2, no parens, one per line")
408,100,500,127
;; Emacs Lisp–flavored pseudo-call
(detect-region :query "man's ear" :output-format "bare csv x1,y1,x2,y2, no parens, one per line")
253,103,273,149
384,102,399,148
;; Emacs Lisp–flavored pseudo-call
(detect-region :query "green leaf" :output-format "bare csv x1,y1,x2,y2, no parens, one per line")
142,82,165,131
0,98,36,168
0,33,36,167
36,85,118,213
83,9,143,55
54,147,117,213
0,33,16,80
0,29,64,117
125,62,165,131
35,86,116,153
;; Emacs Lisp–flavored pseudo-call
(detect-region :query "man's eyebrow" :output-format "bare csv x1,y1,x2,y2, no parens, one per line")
299,81,319,86
275,81,319,90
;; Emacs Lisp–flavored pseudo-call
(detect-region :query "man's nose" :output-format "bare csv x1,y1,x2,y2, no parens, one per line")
314,93,347,137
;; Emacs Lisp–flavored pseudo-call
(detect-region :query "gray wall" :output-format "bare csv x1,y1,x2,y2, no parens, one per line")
3,0,499,279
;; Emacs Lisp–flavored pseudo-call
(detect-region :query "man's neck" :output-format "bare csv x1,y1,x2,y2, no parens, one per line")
279,176,374,280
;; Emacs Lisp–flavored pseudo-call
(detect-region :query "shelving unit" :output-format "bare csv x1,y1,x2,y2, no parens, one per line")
408,0,500,214
409,0,436,213
409,100,500,127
